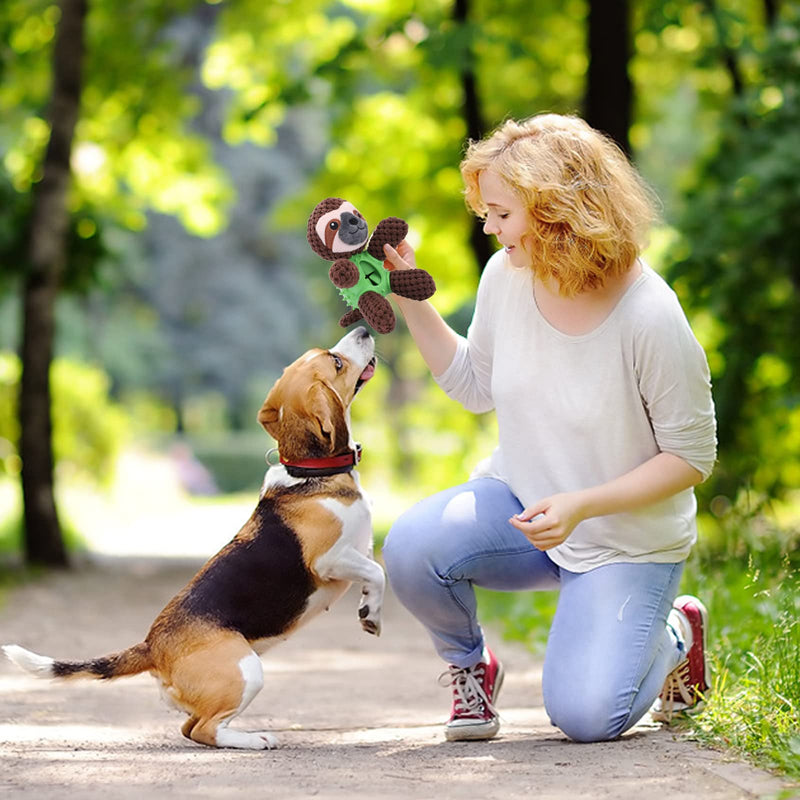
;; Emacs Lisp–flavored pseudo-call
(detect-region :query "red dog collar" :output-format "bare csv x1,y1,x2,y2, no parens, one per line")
279,444,362,478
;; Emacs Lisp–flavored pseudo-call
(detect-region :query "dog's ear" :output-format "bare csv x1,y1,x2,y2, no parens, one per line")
257,385,282,439
259,380,346,459
306,382,345,452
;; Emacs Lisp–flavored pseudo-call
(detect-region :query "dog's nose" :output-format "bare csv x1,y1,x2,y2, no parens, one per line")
354,326,370,340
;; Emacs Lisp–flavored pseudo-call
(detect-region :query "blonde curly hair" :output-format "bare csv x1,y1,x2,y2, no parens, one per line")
460,114,658,296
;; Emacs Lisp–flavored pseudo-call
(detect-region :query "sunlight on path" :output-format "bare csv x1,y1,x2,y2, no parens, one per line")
56,448,411,559
60,449,255,558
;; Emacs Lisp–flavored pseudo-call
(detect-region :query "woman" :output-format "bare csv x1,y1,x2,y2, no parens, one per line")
381,113,717,743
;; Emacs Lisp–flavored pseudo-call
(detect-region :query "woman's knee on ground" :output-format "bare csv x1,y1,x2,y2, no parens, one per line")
544,684,632,743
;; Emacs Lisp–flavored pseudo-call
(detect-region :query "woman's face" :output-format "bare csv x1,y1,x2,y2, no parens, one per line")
478,169,531,268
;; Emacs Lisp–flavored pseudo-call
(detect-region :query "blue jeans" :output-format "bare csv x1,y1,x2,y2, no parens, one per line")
382,478,686,742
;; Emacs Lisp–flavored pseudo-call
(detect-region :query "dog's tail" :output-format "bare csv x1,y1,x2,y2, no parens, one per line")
2,642,153,681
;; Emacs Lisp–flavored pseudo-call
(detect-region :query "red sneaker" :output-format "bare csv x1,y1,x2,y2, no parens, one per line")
440,647,504,741
652,595,711,722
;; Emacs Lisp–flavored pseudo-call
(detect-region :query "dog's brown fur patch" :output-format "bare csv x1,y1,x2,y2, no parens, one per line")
270,476,362,572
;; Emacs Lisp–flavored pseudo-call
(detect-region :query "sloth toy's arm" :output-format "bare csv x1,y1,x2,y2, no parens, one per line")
367,217,408,260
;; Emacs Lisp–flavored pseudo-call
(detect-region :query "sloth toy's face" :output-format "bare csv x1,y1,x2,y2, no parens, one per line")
314,200,369,255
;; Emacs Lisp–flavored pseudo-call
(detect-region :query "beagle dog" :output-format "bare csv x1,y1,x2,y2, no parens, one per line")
2,327,384,750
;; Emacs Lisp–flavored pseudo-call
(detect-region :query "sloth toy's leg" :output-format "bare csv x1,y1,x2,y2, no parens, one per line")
359,291,396,334
339,307,364,328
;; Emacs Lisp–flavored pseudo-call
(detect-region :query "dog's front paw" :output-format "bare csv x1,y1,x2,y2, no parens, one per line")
358,600,382,636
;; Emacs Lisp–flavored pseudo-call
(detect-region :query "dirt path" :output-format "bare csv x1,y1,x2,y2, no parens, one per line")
0,555,794,800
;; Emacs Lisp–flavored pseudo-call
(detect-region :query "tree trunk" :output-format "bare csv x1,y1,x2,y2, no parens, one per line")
19,0,87,567
585,0,632,155
454,0,494,275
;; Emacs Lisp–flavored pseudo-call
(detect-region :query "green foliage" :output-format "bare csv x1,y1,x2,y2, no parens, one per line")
665,6,800,503
187,432,270,494
0,352,128,485
348,345,498,495
0,355,22,478
631,0,771,201
476,586,557,656
215,0,587,306
0,0,233,245
203,0,357,145
78,0,234,234
51,358,129,485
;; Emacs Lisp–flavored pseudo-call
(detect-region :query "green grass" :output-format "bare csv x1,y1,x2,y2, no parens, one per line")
680,539,800,782
478,515,800,784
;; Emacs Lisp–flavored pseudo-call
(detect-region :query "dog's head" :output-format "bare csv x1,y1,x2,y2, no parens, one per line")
258,327,376,462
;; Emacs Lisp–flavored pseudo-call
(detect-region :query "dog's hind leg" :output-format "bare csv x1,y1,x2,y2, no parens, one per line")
168,636,277,750
181,716,199,740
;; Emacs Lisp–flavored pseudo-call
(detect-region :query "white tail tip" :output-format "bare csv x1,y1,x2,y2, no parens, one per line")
2,644,55,676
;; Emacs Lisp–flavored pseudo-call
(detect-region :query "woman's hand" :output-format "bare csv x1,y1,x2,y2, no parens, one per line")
381,239,459,376
509,492,587,551
383,241,417,271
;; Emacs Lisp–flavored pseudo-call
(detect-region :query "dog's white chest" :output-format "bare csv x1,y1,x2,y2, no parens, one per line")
318,494,372,553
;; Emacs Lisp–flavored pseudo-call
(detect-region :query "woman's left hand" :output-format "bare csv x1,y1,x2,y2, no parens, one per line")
509,492,586,551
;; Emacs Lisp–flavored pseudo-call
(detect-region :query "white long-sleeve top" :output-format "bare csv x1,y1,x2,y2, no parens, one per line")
435,249,717,572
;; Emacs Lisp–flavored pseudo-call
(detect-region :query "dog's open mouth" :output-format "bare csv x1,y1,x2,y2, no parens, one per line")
355,357,377,393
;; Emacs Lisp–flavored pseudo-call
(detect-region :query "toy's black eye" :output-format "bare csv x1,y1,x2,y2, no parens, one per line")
329,221,339,231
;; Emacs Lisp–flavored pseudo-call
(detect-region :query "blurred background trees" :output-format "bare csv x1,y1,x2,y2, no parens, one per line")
0,0,798,565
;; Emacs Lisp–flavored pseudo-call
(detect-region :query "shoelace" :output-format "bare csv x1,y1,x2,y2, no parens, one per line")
657,658,697,721
438,663,497,718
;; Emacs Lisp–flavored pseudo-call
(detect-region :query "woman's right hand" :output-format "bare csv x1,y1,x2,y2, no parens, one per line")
382,239,458,376
383,241,417,271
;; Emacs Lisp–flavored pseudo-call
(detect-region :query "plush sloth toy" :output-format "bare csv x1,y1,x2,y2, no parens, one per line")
307,197,436,334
